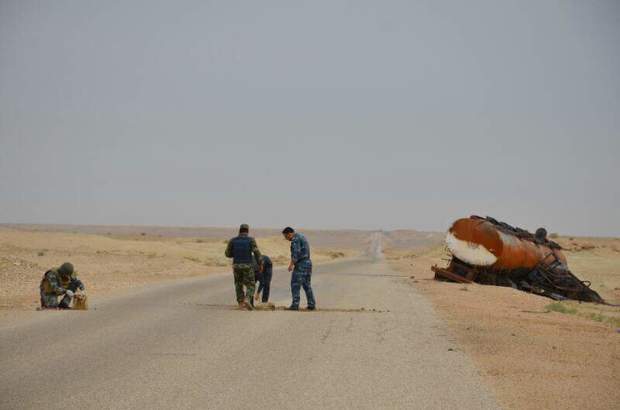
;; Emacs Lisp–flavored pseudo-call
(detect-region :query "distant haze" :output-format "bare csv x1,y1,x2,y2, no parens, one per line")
1,1,618,236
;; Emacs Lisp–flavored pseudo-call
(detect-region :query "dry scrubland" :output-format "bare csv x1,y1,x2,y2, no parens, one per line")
0,224,365,310
2,224,618,409
385,236,620,410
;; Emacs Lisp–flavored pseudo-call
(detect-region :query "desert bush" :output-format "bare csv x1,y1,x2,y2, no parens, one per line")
546,302,577,315
328,251,345,259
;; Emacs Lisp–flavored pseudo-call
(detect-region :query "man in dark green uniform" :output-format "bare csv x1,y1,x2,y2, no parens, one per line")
225,224,262,310
39,262,85,309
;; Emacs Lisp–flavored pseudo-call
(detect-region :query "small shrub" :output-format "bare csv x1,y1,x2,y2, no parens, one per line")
328,251,345,259
547,303,620,328
546,302,577,315
588,313,605,322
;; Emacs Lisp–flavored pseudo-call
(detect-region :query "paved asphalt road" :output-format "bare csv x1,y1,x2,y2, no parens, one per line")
1,256,499,409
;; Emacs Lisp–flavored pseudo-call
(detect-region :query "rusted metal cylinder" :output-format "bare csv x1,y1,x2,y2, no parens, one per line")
447,217,566,271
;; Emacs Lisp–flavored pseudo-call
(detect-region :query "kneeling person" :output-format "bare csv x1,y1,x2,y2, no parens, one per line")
39,262,85,309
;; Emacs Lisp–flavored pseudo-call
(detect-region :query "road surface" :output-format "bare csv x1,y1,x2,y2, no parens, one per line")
1,255,498,409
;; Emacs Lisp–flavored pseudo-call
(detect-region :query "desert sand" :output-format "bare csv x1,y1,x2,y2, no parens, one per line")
385,236,620,410
0,224,365,310
1,224,618,409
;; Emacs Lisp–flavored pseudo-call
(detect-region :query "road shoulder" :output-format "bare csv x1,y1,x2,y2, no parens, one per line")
386,246,620,410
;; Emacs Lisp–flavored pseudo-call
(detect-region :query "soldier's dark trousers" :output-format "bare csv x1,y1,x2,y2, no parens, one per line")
40,291,59,308
41,284,78,309
58,292,73,308
40,290,73,308
290,271,316,309
257,270,272,303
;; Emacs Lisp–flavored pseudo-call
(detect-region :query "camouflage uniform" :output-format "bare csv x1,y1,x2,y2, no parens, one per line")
225,230,262,306
290,233,316,309
39,264,85,309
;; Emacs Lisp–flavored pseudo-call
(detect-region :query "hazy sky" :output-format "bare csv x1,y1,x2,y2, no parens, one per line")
1,0,619,236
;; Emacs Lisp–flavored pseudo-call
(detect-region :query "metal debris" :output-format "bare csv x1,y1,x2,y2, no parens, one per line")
433,216,604,303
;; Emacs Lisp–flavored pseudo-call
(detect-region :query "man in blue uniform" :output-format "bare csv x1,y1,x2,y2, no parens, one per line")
282,227,316,311
225,224,262,310
255,255,273,303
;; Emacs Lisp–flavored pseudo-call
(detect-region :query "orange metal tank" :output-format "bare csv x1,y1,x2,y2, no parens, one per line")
447,217,566,271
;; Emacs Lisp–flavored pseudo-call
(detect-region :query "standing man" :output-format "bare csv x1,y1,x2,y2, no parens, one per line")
255,254,273,303
282,227,316,311
225,224,262,310
39,262,86,309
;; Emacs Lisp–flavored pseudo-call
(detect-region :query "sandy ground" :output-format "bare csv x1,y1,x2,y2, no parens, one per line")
0,225,364,311
2,224,618,409
385,236,620,410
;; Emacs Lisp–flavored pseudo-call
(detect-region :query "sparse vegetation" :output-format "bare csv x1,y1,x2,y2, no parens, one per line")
546,302,620,327
327,251,345,259
0,226,361,309
546,302,577,315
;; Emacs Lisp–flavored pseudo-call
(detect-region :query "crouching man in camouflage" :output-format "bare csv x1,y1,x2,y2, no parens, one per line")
39,262,85,309
225,224,262,310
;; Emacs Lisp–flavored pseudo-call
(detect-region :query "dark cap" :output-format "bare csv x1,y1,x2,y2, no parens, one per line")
282,227,294,235
239,224,249,233
58,262,74,276
535,228,547,240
